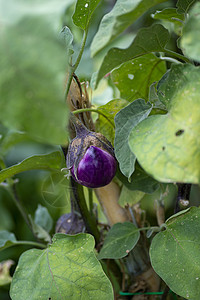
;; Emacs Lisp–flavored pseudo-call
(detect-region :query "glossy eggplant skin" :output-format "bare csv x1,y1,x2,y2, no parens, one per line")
70,146,117,188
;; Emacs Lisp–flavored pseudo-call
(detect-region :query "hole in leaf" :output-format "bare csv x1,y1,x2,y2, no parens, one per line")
175,129,184,136
162,146,165,151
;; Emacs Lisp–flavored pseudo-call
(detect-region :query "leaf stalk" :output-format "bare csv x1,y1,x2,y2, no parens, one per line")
65,28,89,100
72,108,115,128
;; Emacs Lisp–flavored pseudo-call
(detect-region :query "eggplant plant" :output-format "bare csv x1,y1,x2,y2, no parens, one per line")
0,0,200,299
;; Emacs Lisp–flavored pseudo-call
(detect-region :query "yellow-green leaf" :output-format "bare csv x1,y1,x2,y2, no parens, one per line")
129,64,200,184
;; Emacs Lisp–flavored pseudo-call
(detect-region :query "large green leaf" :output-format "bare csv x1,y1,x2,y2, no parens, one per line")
0,13,69,144
91,0,168,57
95,99,128,144
150,207,200,299
129,64,200,184
72,0,101,30
112,54,166,101
10,233,114,300
0,151,63,183
114,99,152,179
98,222,140,260
94,24,170,87
179,2,200,63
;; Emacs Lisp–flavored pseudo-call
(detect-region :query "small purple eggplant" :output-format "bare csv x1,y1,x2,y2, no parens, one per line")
67,113,117,188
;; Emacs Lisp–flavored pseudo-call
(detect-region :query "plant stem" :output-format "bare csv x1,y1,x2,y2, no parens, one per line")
65,29,89,100
159,56,181,64
164,49,191,64
71,178,100,244
0,158,45,242
8,184,44,242
9,184,32,230
65,67,74,102
72,108,115,128
14,241,46,249
138,226,155,232
88,188,93,215
155,199,165,226
70,111,89,136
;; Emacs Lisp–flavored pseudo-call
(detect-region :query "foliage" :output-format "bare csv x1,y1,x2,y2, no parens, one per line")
98,222,140,260
129,64,200,184
0,0,200,299
150,207,200,299
10,234,113,300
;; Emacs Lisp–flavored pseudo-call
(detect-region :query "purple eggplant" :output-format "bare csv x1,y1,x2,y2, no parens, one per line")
70,145,117,188
66,113,117,188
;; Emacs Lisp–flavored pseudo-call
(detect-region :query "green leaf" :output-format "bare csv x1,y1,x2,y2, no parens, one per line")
152,8,184,24
112,54,166,101
98,222,140,260
129,64,200,184
91,0,168,57
0,15,69,144
34,205,53,233
0,230,46,252
95,99,128,144
94,24,170,87
152,8,185,36
117,164,160,194
29,215,51,243
31,205,54,243
150,207,200,299
0,260,14,286
179,2,200,63
0,231,17,251
176,0,196,14
114,99,152,179
0,151,63,183
72,0,101,31
118,186,145,208
10,233,114,300
148,82,167,111
60,26,74,57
